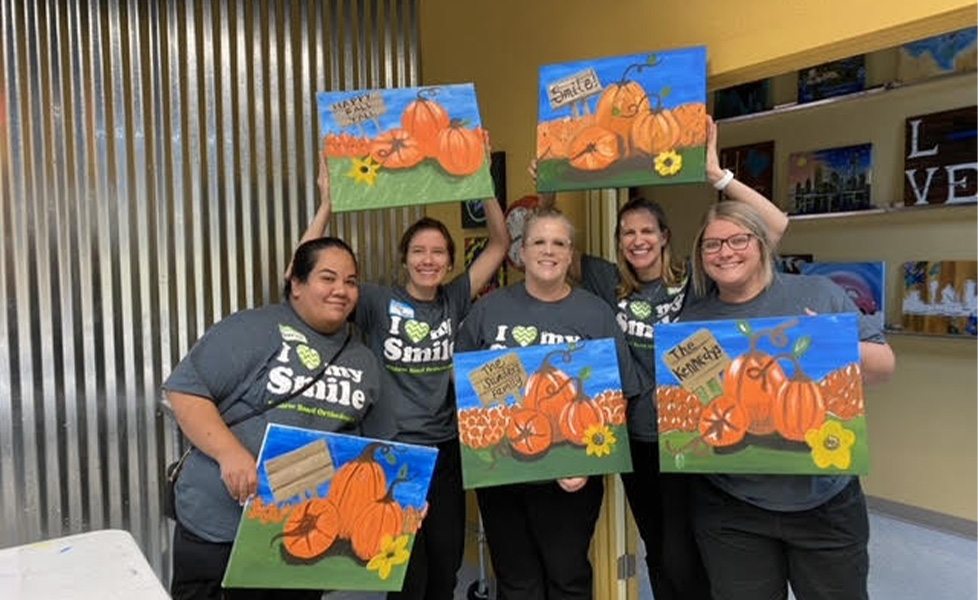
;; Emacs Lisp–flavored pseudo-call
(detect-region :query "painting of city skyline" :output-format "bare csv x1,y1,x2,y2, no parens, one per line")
787,144,873,215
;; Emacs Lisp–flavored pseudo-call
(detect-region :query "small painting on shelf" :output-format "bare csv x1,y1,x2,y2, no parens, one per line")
775,254,814,275
787,144,873,215
719,141,774,200
897,27,977,83
714,80,772,120
797,56,866,104
801,262,885,329
903,106,977,206
900,260,977,336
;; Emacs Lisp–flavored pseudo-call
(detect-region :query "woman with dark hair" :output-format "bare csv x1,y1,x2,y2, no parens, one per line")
166,236,389,600
294,155,508,600
534,117,789,599
684,200,894,600
456,206,642,600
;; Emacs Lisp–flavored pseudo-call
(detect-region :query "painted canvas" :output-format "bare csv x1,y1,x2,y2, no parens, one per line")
903,106,977,206
787,144,873,215
453,339,632,488
714,79,772,120
897,27,977,83
464,236,505,298
318,84,494,212
223,424,438,591
719,141,775,200
797,56,866,103
801,262,886,329
901,260,978,336
655,314,868,475
536,47,708,192
775,254,814,275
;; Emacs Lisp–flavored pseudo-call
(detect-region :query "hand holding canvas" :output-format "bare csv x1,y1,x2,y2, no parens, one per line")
218,443,258,505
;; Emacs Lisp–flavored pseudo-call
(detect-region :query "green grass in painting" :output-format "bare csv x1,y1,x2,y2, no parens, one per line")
223,516,411,591
659,417,870,475
536,147,706,192
329,158,494,212
460,424,632,489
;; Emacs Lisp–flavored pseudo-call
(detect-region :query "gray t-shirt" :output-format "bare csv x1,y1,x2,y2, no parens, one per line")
456,283,642,400
163,302,384,542
355,274,472,443
580,255,691,441
679,273,886,512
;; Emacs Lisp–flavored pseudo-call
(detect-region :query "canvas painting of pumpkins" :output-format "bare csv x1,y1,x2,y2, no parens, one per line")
654,314,869,475
452,339,632,488
535,46,707,192
223,424,438,591
317,84,494,212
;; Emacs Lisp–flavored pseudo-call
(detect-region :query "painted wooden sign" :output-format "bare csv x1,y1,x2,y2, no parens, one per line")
223,424,438,591
901,260,977,336
453,339,632,488
720,141,774,200
318,84,494,212
801,262,886,329
655,314,868,475
787,144,873,215
536,47,707,192
903,106,977,206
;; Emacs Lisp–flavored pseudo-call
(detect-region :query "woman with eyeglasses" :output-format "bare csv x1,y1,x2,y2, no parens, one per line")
534,117,788,599
456,207,642,600
682,201,895,600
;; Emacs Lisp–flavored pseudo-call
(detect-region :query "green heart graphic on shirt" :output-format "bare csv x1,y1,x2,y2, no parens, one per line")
278,324,308,344
404,320,431,343
630,301,653,320
296,344,321,370
511,326,538,347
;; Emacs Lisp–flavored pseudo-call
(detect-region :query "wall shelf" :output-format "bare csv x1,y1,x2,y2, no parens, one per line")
883,328,977,341
787,201,977,222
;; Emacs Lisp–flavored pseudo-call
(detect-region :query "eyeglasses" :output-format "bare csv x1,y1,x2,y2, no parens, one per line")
701,233,754,254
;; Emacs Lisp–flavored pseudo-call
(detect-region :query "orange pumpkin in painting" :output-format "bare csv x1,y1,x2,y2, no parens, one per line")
671,103,708,147
506,408,553,457
558,393,606,446
819,363,864,419
326,442,388,538
523,366,577,441
630,108,682,156
567,126,620,171
400,89,450,156
369,128,424,169
773,376,826,442
595,80,650,152
277,498,339,560
351,491,405,561
698,394,749,447
436,121,486,176
723,352,788,435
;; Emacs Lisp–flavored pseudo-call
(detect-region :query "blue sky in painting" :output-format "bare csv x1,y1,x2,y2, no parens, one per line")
255,424,437,510
453,338,623,411
902,27,977,70
654,314,861,386
537,46,706,122
316,83,483,137
812,144,872,171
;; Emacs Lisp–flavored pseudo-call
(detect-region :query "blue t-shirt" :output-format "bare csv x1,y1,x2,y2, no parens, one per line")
679,273,886,512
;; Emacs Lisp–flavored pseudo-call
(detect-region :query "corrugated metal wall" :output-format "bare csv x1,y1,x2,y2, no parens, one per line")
0,0,421,575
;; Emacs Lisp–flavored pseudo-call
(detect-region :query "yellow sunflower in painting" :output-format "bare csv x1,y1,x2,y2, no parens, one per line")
347,156,381,186
584,424,617,457
805,420,856,470
366,534,411,580
654,150,683,177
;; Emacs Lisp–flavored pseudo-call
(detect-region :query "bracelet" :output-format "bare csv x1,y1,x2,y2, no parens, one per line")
713,169,735,191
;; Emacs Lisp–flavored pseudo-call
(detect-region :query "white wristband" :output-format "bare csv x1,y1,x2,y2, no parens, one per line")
713,169,735,191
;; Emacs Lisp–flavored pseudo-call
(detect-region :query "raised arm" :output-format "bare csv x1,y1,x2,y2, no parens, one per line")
286,154,333,279
466,196,509,298
707,116,789,246
168,391,257,504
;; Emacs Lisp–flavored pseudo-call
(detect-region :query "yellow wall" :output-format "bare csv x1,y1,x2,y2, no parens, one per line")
420,0,977,520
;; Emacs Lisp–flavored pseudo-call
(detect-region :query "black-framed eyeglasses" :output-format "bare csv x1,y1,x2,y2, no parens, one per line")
701,233,754,254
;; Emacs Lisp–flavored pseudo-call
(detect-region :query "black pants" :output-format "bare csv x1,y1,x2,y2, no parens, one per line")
388,437,466,600
619,439,710,600
170,520,322,600
691,477,870,600
476,476,604,600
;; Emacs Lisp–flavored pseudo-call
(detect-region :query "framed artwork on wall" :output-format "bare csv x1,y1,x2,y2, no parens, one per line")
901,260,977,336
897,27,977,83
787,144,873,215
797,56,866,103
903,106,977,206
714,79,772,120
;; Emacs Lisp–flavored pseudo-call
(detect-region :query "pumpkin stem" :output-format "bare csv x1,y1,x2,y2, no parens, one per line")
355,441,390,463
769,352,808,380
538,342,583,371
618,61,650,86
382,470,410,503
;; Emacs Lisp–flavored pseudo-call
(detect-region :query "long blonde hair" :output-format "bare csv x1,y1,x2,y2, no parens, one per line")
690,201,776,298
614,197,686,300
